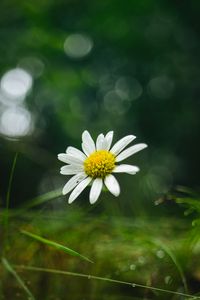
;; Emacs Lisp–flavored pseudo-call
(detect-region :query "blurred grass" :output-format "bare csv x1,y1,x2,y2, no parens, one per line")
1,206,200,299
2,257,35,300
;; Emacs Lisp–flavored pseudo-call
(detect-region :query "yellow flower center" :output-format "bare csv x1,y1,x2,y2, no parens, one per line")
84,150,116,178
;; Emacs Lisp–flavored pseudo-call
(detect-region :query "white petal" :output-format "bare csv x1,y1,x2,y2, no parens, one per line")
82,142,94,156
104,174,120,197
62,173,87,195
116,143,148,162
60,165,83,175
113,164,140,175
59,154,83,165
58,153,69,163
96,134,105,150
82,131,96,152
68,177,92,204
89,178,103,204
66,146,86,161
104,131,114,150
110,135,136,155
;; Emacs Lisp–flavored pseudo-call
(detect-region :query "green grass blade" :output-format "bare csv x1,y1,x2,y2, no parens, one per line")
153,239,188,294
21,230,93,263
23,188,62,209
2,258,35,300
19,188,62,210
4,153,18,227
175,198,200,213
1,188,62,220
176,186,199,197
14,265,200,299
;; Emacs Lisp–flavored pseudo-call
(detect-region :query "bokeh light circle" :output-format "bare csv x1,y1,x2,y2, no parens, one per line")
0,106,33,138
64,33,93,59
0,68,33,101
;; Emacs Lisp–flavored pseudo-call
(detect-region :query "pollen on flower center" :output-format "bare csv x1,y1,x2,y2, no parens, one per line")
84,150,116,178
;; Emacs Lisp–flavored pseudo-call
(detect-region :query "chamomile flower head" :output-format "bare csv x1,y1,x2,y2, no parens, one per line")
58,131,147,204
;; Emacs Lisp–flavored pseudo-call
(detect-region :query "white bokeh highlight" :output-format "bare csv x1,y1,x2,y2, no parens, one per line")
0,68,32,102
0,106,33,138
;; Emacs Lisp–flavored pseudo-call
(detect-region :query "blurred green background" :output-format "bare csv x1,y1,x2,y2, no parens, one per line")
1,1,200,299
1,0,200,214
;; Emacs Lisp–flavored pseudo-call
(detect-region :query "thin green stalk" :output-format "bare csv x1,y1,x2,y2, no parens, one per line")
3,153,18,253
6,153,18,210
14,265,200,299
2,258,35,300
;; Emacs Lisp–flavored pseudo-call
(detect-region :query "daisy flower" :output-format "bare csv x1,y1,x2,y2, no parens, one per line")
58,131,147,204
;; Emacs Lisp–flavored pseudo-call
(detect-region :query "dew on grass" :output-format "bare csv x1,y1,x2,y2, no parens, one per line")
164,275,172,285
156,249,165,259
129,264,137,271
138,256,145,265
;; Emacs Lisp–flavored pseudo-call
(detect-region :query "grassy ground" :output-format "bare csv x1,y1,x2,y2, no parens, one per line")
1,205,200,300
